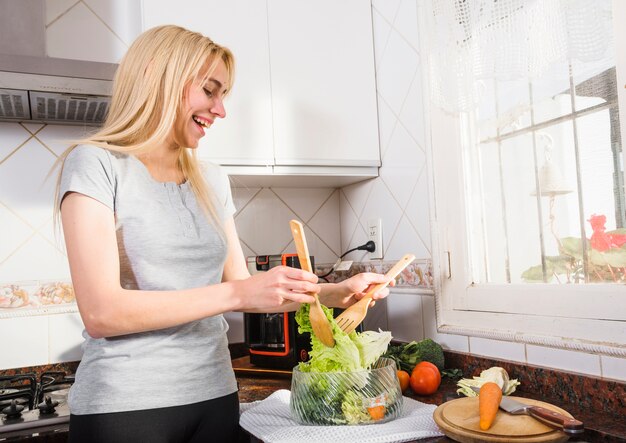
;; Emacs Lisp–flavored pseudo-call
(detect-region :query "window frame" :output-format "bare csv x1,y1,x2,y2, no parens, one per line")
425,0,626,357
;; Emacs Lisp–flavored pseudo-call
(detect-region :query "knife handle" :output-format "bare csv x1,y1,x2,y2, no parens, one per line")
528,406,584,435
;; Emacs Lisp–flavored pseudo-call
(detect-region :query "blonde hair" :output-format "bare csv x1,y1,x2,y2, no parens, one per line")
53,25,235,235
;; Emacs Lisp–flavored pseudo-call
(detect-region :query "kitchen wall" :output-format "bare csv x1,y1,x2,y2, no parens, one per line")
0,0,624,382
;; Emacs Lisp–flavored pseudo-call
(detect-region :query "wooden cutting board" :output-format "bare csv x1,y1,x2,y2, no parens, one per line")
433,396,572,443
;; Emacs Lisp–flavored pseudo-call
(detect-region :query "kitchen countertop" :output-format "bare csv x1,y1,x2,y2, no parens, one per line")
3,354,624,442
233,356,626,443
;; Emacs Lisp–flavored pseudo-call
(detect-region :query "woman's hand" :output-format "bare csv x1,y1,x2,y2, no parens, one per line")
234,266,319,312
320,272,394,309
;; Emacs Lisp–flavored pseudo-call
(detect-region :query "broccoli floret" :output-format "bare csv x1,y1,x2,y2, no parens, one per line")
412,338,445,371
383,338,446,372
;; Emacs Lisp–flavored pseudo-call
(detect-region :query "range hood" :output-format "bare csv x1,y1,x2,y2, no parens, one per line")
0,0,117,125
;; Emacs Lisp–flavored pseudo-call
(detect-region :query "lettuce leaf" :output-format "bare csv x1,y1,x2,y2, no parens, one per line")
295,303,392,372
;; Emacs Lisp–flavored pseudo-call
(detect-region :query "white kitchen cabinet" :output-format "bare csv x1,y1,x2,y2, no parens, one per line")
142,1,275,166
142,0,380,185
267,0,380,167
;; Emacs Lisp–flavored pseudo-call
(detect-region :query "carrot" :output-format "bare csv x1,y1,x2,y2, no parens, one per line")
479,382,503,430
367,405,386,420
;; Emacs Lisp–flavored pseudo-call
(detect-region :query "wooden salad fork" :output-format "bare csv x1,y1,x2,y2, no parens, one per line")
289,220,335,348
335,253,415,334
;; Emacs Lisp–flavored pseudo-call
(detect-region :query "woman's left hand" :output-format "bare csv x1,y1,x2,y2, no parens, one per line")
321,272,394,309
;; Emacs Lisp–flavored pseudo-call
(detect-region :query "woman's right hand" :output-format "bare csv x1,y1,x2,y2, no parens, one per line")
234,266,319,312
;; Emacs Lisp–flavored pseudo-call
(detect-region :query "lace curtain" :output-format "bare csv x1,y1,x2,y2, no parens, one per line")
424,0,614,113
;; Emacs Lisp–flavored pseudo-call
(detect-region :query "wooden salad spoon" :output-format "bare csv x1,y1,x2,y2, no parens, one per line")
335,253,415,334
289,220,335,348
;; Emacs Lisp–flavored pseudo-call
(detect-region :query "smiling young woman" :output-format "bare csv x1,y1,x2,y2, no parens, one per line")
52,25,393,443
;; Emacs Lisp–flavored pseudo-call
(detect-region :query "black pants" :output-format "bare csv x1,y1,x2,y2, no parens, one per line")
69,392,248,443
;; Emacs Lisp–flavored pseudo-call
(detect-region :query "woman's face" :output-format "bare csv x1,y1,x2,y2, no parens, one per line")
175,59,229,149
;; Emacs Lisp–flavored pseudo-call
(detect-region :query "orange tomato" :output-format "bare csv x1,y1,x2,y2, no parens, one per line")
396,370,410,393
410,362,441,395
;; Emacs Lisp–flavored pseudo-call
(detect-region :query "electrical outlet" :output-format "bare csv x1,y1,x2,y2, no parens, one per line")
367,218,383,259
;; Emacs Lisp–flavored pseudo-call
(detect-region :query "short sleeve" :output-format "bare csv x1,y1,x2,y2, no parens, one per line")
59,145,116,211
203,162,236,219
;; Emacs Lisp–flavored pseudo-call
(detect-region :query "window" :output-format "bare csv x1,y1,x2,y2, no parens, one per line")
424,0,626,355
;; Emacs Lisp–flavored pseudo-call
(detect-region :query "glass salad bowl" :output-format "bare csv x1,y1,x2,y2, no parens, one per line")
290,357,403,425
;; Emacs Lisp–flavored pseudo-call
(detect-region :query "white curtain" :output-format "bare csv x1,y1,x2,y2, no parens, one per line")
424,0,614,113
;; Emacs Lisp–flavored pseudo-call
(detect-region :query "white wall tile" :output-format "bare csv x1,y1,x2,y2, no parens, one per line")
84,0,143,46
376,96,399,158
375,29,419,115
341,222,371,262
0,122,31,161
0,234,70,282
339,190,360,254
21,123,45,135
360,180,403,259
234,188,297,254
385,215,429,261
35,124,92,156
48,312,84,362
35,217,65,251
273,188,334,223
231,187,261,218
386,290,423,342
0,138,57,228
372,0,401,25
469,337,526,363
46,1,127,63
0,316,49,369
600,355,626,382
379,121,425,209
372,9,393,71
394,0,420,51
308,190,340,257
342,179,374,221
405,168,431,254
526,345,602,377
0,205,34,263
283,227,337,266
399,64,426,147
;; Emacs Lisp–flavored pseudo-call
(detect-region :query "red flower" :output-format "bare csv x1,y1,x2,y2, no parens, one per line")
588,214,626,252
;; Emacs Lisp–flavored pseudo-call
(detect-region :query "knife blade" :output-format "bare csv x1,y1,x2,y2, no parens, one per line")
498,396,584,435
470,386,584,435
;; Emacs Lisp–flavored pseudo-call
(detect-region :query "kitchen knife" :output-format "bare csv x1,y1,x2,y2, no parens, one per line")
498,395,584,435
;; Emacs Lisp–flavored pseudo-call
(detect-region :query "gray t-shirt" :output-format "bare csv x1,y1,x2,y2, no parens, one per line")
59,144,238,414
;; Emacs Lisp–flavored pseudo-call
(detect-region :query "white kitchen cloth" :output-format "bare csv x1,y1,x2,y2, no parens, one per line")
239,389,444,443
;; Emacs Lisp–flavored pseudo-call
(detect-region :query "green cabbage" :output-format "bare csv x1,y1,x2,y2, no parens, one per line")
456,366,521,397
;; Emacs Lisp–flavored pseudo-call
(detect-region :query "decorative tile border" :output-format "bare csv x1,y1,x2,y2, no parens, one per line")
317,259,433,290
0,281,77,318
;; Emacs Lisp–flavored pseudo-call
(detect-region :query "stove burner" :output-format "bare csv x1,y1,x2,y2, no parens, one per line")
0,370,74,437
37,397,59,415
2,400,24,419
0,374,36,410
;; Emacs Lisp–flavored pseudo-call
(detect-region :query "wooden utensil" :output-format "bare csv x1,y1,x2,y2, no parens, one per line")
289,220,335,348
335,253,415,334
433,396,574,443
